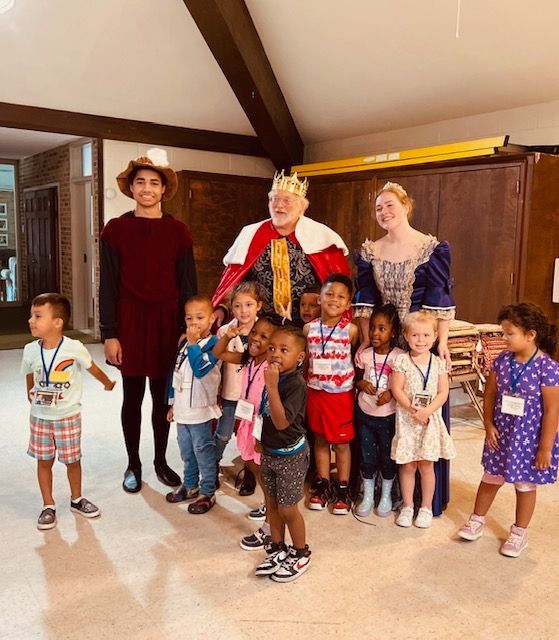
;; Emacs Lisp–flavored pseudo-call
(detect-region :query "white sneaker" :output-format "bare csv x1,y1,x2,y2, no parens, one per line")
396,506,414,527
414,507,433,528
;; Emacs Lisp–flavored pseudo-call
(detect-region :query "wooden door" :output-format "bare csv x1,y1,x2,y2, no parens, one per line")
24,187,59,300
169,173,270,296
437,166,521,323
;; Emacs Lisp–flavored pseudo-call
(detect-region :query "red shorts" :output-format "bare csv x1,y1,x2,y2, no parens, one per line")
306,388,354,444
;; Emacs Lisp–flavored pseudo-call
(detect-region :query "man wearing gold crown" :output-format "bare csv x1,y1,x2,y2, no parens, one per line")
212,171,349,318
100,149,197,494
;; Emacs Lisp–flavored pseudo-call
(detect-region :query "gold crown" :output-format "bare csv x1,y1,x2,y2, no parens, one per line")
271,170,309,198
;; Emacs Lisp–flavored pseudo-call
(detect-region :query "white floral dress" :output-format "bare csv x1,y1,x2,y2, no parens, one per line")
391,353,456,464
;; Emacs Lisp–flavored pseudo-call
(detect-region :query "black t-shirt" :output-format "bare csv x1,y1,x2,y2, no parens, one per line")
261,370,307,451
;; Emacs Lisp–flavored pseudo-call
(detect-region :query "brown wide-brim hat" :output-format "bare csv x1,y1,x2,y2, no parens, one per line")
116,153,178,202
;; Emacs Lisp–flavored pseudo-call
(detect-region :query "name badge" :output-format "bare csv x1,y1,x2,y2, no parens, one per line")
313,358,333,375
501,394,525,417
412,392,432,408
35,390,58,407
235,399,255,421
252,415,263,441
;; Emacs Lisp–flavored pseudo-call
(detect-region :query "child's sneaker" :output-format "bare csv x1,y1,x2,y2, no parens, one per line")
255,542,288,576
166,486,200,503
396,505,414,528
240,526,272,551
70,498,100,519
331,483,351,515
414,507,433,528
37,507,56,530
270,545,312,583
309,478,330,510
500,525,528,558
187,494,216,514
457,514,485,541
248,502,266,521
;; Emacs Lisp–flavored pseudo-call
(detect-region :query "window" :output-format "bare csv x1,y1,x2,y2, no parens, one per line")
0,163,18,302
81,142,92,177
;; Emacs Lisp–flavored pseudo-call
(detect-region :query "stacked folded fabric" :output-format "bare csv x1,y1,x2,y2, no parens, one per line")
448,319,479,377
476,324,507,377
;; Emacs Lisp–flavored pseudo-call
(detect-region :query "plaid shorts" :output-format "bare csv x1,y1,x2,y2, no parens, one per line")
28,413,82,464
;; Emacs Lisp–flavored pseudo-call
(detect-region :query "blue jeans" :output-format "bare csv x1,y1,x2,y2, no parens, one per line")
214,399,237,464
355,406,396,480
177,421,216,497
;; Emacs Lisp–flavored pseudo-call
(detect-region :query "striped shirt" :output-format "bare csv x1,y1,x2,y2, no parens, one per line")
307,317,354,393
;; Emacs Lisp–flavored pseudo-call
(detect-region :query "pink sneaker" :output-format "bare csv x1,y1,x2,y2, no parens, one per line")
457,514,485,541
500,525,528,558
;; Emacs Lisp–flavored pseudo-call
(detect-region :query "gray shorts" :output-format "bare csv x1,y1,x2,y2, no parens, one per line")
261,446,309,507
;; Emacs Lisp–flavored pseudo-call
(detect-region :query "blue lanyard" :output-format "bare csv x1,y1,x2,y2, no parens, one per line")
372,348,392,389
319,320,339,356
510,348,539,394
409,353,432,391
40,337,64,386
245,358,265,399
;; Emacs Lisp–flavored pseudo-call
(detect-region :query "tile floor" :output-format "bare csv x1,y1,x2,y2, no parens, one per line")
1,344,558,639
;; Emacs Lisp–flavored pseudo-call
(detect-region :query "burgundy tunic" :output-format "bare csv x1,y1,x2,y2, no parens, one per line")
100,212,197,378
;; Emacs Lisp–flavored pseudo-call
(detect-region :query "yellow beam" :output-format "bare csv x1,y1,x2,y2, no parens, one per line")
292,136,507,177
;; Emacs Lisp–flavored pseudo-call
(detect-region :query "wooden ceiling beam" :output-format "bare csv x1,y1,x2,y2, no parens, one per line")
183,0,304,169
0,102,266,157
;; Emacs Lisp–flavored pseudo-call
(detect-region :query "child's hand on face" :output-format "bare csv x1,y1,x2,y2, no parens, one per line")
376,389,392,406
355,379,376,395
264,362,280,388
186,326,201,344
166,407,174,422
105,380,116,391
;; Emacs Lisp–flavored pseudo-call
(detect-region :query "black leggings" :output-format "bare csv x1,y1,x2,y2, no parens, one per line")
121,375,170,470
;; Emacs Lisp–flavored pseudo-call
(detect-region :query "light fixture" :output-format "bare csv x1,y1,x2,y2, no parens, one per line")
0,0,16,15
105,188,117,200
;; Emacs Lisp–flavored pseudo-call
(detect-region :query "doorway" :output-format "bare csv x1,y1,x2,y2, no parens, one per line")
24,186,59,299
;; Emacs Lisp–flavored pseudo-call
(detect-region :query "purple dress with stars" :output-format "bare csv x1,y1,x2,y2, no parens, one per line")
482,351,559,484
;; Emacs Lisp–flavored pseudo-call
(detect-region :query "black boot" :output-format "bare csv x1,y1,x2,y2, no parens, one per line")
237,465,256,496
154,463,181,487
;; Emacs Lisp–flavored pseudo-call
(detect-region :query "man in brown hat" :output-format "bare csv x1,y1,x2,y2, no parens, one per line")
100,149,197,493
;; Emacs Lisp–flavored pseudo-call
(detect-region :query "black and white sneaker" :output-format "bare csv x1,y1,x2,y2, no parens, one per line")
240,526,272,551
255,542,288,576
270,545,312,583
70,498,100,519
248,503,266,521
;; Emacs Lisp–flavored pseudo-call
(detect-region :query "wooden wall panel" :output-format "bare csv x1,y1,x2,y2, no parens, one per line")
167,172,269,297
521,155,559,325
307,177,371,277
372,172,441,238
437,166,521,323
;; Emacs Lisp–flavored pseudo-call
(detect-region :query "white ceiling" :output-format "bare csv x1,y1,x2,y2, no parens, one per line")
1,0,559,154
0,128,80,159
